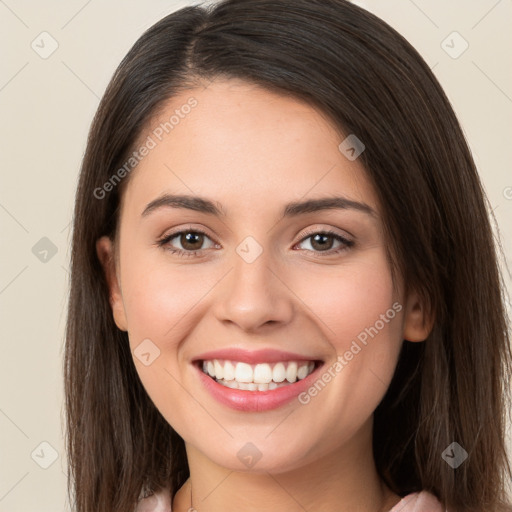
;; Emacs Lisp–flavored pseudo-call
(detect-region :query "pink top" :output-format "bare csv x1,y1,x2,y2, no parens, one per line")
135,489,446,511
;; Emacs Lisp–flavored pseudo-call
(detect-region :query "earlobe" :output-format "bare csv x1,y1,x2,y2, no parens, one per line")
96,236,128,332
402,290,434,342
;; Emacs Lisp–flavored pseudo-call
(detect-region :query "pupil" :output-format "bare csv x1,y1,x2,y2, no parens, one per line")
178,233,334,251
312,234,333,251
182,232,203,250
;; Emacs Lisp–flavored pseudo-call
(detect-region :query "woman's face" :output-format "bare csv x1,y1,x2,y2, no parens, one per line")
98,78,428,473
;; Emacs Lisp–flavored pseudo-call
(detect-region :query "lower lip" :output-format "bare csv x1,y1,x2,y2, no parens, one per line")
194,361,324,412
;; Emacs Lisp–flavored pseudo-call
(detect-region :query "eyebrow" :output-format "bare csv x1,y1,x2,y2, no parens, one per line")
141,194,376,218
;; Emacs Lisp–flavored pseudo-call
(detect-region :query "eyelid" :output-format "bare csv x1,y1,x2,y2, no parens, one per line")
156,225,220,249
293,227,354,256
156,224,354,257
157,224,216,241
295,225,354,244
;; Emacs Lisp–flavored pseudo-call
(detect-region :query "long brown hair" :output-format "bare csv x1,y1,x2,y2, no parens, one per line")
64,1,512,510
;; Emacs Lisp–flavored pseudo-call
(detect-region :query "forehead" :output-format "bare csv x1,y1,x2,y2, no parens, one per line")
120,78,379,218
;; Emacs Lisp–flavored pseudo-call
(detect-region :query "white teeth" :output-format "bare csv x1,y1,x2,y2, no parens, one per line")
297,364,309,380
214,360,224,379
254,363,273,384
223,360,235,381
216,379,288,391
235,362,253,383
272,362,286,382
201,358,317,388
286,362,298,383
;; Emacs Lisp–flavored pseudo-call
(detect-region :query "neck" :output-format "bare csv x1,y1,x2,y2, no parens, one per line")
172,420,401,512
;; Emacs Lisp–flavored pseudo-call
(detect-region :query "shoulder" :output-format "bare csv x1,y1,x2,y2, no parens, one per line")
135,488,172,512
388,491,447,512
134,488,447,512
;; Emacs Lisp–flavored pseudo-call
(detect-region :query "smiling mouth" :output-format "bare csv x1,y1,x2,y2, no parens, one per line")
196,359,323,392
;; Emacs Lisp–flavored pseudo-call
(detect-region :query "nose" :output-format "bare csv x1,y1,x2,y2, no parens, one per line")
211,245,294,333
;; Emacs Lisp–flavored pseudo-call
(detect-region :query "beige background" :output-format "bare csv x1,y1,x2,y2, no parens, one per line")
0,0,511,510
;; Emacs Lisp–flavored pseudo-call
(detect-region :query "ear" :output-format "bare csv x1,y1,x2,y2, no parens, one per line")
402,289,434,342
96,236,128,332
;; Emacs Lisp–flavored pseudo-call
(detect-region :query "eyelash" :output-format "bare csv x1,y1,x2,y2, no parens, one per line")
156,226,354,258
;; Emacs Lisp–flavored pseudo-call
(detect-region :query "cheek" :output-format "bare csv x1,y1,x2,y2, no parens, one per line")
291,255,404,416
295,255,400,350
120,248,223,357
122,246,225,402
118,250,217,421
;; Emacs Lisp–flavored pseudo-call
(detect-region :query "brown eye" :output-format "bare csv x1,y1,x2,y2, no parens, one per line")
296,230,354,255
180,232,205,250
309,233,335,251
157,228,217,256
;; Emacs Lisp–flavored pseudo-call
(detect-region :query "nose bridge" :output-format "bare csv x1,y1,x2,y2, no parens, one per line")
212,235,294,331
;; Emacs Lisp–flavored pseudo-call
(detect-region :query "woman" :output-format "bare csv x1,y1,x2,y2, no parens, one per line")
64,1,512,511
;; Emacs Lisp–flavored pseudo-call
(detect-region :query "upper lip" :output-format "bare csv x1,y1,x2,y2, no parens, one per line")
193,348,322,365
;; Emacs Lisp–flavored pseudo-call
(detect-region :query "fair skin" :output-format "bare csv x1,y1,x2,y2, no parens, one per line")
97,78,432,512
